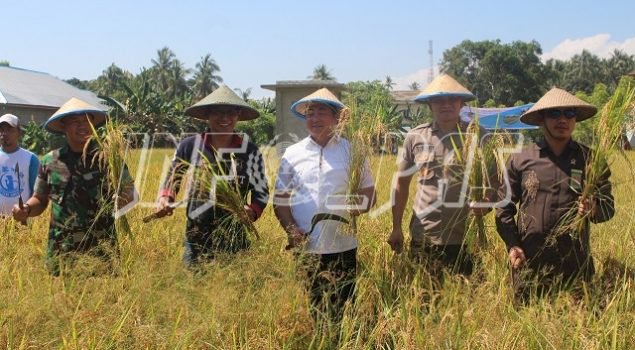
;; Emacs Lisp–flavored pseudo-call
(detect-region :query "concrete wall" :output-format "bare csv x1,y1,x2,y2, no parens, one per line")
0,105,56,125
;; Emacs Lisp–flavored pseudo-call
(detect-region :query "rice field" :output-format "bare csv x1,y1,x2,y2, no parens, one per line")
1,147,634,349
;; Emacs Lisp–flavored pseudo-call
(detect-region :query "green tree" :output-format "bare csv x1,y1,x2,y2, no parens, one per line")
94,63,132,99
544,58,567,88
235,98,276,145
0,60,9,67
65,78,91,90
343,80,402,131
562,50,603,94
166,59,190,99
234,88,252,101
150,47,190,99
408,82,421,91
384,76,395,90
603,49,635,90
308,64,335,80
190,53,223,99
441,40,547,105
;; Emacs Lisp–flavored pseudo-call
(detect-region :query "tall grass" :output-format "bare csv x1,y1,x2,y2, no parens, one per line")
1,148,634,349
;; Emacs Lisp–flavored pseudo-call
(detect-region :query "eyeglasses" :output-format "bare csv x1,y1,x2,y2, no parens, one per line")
544,109,577,119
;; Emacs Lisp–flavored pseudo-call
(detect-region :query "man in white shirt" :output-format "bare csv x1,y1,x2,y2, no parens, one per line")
0,114,39,216
274,88,376,324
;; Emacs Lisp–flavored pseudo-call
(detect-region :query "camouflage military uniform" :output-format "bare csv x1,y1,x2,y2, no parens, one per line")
34,143,133,274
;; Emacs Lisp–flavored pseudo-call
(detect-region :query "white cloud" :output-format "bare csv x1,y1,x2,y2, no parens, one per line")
392,66,440,90
542,34,635,61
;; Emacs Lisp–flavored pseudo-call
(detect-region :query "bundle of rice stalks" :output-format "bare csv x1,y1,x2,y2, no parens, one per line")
198,151,259,240
450,115,510,252
86,118,134,237
566,77,635,237
334,100,387,234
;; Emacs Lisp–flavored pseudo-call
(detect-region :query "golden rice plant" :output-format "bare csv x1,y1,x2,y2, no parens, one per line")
334,100,387,234
565,77,635,237
85,117,134,237
198,151,260,240
450,115,509,251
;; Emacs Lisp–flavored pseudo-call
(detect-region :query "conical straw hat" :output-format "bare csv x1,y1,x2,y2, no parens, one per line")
290,88,345,119
44,97,107,134
414,74,475,103
185,85,259,121
520,87,597,126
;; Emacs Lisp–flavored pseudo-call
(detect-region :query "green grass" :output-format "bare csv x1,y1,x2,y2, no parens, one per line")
1,149,634,349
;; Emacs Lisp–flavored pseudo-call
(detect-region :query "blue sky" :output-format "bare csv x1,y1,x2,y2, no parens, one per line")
4,0,635,98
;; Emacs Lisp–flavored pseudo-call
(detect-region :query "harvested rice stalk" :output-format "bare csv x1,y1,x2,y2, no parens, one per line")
450,115,509,251
566,77,635,238
198,151,259,240
85,118,134,237
334,100,385,235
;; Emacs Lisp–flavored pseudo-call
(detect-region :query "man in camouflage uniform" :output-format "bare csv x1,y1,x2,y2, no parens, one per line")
496,88,615,301
389,74,492,278
13,98,134,275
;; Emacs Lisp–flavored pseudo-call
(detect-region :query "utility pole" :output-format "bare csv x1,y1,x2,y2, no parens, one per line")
428,40,434,83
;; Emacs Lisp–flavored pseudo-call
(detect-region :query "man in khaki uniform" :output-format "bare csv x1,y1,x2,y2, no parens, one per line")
496,87,615,300
389,74,490,277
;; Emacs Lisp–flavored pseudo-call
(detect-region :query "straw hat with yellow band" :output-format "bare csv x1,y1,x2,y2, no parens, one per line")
185,85,259,121
44,97,107,134
414,74,476,103
290,88,345,119
520,87,597,126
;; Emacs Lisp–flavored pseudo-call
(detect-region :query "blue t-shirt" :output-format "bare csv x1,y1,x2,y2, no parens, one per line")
0,147,39,215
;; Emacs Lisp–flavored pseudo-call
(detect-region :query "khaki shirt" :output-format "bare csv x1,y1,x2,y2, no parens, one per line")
399,122,490,245
495,140,615,271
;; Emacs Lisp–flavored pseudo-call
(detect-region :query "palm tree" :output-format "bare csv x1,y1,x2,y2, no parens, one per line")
563,50,603,94
604,49,635,89
384,76,395,90
151,47,177,94
308,64,335,80
234,88,252,101
409,82,421,91
167,59,190,99
96,63,131,97
191,54,223,99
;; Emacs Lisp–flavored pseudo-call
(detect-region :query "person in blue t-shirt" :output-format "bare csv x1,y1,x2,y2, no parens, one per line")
0,113,39,216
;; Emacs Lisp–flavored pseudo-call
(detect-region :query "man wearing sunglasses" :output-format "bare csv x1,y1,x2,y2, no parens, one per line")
495,87,615,302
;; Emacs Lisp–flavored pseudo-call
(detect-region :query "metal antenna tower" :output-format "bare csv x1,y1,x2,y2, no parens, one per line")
428,40,434,83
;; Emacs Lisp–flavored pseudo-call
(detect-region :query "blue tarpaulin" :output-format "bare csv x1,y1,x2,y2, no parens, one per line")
460,103,538,130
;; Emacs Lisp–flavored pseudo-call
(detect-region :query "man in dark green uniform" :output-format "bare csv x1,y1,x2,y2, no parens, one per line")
496,87,615,301
12,98,135,275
